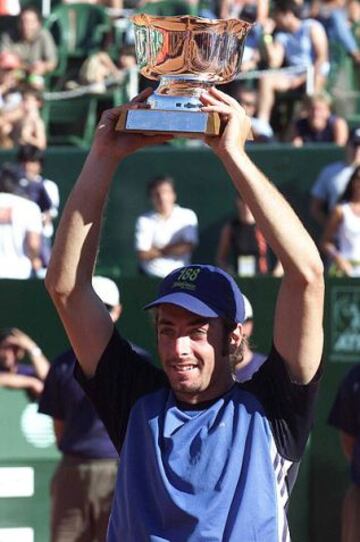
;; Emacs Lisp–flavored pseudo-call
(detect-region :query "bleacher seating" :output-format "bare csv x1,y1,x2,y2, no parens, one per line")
41,95,98,147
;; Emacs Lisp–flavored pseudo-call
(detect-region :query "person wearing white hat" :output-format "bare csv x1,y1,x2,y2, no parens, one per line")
233,294,267,382
39,275,151,542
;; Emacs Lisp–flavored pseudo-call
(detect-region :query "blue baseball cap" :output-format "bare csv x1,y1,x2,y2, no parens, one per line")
144,264,245,323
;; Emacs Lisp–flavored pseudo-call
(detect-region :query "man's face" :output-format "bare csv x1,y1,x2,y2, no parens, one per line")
157,304,234,404
20,11,41,41
150,182,176,216
274,11,292,30
309,100,330,129
0,339,22,371
23,159,41,179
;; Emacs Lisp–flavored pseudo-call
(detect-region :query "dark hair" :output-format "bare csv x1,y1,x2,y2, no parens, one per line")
147,175,176,197
17,144,44,165
20,6,42,21
0,165,27,197
272,0,301,17
0,328,15,344
339,165,360,202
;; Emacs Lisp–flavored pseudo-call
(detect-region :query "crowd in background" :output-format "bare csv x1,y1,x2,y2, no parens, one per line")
0,0,359,278
0,2,360,540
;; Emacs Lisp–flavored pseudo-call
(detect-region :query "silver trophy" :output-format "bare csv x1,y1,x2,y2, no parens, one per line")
116,14,252,137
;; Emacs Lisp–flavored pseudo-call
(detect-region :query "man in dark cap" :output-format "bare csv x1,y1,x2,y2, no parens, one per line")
45,87,324,541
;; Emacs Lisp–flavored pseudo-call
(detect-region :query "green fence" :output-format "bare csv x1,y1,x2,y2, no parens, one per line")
0,277,359,541
0,144,345,277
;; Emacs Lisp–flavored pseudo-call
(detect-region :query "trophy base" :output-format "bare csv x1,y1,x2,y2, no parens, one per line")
115,109,221,138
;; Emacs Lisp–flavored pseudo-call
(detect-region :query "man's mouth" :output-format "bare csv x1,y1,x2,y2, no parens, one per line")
170,364,198,373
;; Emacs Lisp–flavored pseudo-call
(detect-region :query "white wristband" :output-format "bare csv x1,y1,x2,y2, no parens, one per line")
30,347,42,357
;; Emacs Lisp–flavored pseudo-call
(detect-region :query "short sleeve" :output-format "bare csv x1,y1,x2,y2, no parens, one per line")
241,345,322,461
181,210,199,244
75,327,168,452
24,200,43,234
41,29,58,63
274,31,288,47
135,214,154,251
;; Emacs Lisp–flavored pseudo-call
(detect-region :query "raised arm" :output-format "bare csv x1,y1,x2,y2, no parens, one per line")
45,90,172,377
202,88,324,384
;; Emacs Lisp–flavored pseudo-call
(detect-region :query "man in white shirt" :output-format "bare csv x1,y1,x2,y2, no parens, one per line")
135,175,199,278
0,166,42,278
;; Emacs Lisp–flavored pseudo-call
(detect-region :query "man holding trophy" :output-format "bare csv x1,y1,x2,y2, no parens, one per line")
45,15,324,542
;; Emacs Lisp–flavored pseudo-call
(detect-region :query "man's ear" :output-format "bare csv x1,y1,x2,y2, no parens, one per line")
111,303,122,323
229,323,243,346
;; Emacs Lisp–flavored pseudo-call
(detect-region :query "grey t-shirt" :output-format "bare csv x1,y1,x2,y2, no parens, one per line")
311,161,354,210
0,28,57,65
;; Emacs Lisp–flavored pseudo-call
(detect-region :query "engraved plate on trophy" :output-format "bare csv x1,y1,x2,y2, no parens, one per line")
115,14,252,137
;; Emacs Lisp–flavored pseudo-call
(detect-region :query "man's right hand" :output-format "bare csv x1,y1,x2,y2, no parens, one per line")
90,88,174,163
200,87,252,158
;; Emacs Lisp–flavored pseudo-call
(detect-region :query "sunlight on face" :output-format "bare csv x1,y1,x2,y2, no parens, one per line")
157,304,234,404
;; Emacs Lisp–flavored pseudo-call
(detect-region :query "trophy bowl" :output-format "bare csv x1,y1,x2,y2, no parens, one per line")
116,14,252,136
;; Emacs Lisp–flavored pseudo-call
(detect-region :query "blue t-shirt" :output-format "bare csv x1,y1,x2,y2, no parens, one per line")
328,364,360,486
0,364,36,377
76,328,320,541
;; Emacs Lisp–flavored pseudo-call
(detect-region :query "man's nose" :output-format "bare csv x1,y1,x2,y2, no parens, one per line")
174,335,191,357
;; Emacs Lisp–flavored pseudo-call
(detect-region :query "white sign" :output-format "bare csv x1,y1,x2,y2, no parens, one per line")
0,467,34,498
20,404,55,448
0,528,33,542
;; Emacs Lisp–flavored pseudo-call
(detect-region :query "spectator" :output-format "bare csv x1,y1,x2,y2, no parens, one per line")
233,294,267,382
289,92,349,146
310,126,360,226
16,144,59,268
0,6,58,89
0,51,23,148
39,275,152,542
328,363,360,542
216,193,283,276
0,327,49,398
231,82,274,142
220,0,269,24
311,0,360,65
0,165,42,278
0,51,22,112
257,0,329,125
78,46,137,94
220,0,270,72
135,175,198,278
17,145,60,268
10,88,47,149
320,165,360,276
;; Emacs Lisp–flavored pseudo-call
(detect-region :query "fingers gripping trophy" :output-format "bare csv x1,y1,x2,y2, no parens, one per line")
116,15,252,138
